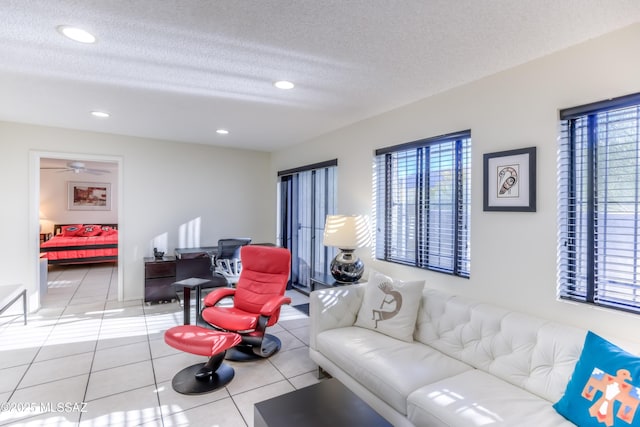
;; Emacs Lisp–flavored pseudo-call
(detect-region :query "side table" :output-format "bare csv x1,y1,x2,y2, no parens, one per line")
309,272,360,292
173,278,211,325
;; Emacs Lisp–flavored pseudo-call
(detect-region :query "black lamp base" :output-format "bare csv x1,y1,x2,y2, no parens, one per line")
330,249,364,283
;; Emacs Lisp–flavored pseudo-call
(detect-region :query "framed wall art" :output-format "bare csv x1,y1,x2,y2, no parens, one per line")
68,181,111,211
483,147,536,212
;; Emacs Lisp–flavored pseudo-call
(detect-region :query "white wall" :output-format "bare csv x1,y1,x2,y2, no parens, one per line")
271,24,640,343
0,122,273,305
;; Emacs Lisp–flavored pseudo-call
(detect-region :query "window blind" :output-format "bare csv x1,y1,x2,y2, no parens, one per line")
558,95,640,313
375,131,471,277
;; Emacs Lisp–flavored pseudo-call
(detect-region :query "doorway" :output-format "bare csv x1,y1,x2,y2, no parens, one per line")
31,151,124,307
278,162,337,295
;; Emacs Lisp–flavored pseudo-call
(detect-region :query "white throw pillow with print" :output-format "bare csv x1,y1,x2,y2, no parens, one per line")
354,270,425,342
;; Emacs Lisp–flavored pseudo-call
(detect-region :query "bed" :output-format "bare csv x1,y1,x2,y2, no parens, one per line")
40,224,118,265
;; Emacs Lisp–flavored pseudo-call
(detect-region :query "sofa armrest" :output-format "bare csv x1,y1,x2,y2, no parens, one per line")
309,283,365,350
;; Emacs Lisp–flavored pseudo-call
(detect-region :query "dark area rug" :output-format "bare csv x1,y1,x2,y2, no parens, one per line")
292,303,309,316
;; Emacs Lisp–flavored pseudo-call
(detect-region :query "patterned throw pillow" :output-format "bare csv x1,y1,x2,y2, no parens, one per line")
78,225,102,237
553,331,640,426
61,224,84,237
99,225,117,236
354,270,425,342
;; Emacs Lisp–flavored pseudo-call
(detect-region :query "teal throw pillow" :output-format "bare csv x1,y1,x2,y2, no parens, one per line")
553,331,640,426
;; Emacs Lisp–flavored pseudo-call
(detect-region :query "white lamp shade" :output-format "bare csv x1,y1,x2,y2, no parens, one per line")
323,215,371,250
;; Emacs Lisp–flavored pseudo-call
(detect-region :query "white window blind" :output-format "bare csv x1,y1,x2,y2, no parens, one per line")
558,93,640,313
375,131,471,277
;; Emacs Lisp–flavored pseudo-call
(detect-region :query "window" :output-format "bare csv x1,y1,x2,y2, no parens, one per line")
558,93,640,313
374,130,471,277
278,160,337,291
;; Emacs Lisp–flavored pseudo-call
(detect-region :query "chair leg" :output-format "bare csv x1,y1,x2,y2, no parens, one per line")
195,351,224,379
252,334,282,358
224,334,283,361
171,351,234,395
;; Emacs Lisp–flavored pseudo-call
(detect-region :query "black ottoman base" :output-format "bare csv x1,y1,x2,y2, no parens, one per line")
171,362,235,395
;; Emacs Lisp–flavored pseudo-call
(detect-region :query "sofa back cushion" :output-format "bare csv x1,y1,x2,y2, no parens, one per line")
414,289,586,402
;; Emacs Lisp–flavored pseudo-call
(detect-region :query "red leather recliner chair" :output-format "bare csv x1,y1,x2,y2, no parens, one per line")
201,245,291,360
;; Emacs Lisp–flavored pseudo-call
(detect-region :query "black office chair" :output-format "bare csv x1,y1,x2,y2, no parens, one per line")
213,238,251,286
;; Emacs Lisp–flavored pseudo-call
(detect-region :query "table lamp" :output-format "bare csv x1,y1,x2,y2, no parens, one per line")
323,214,371,283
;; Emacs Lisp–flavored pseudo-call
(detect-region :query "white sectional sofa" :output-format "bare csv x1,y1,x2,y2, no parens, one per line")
309,283,587,426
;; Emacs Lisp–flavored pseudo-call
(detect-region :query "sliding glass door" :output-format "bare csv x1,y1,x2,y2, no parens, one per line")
278,160,337,292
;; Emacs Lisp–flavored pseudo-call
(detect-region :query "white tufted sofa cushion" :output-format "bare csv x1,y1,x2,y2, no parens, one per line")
414,289,586,402
309,284,364,350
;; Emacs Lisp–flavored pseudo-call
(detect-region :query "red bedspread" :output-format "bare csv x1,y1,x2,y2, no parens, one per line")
40,233,118,263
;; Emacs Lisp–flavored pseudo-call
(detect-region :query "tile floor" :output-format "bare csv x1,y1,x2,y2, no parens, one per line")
0,264,317,426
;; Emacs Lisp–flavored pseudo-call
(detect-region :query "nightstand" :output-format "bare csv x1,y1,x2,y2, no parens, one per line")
40,233,52,243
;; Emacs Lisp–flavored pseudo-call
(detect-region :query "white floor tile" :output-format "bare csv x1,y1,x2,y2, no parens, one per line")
0,347,39,370
79,385,161,427
91,340,151,371
19,352,94,389
287,324,311,346
85,360,155,401
155,379,229,417
1,375,88,426
160,397,247,427
269,346,317,378
0,364,29,393
95,333,148,351
149,335,182,359
289,371,322,389
225,359,286,396
151,352,206,385
270,328,307,351
0,410,81,426
35,340,97,362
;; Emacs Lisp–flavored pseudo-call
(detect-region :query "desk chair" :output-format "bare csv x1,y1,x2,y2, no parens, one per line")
213,238,251,286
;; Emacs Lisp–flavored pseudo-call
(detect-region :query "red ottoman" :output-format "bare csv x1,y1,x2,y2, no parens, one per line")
164,325,241,395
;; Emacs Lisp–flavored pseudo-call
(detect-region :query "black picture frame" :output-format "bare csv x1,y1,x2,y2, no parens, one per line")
483,147,536,212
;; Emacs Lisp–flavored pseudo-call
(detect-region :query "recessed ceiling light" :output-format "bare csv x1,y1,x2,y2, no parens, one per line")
274,80,295,90
91,111,110,118
57,25,96,44
216,129,229,135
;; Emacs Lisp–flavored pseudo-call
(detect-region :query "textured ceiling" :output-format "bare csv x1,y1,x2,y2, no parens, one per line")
1,0,639,151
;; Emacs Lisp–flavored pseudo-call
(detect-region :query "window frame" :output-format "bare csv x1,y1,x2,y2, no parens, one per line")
558,92,640,314
375,130,471,278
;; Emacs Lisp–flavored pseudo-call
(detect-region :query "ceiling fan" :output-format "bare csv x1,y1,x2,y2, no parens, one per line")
41,161,110,175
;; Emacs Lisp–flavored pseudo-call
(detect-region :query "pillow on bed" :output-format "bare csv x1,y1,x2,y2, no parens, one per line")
78,225,102,237
100,225,117,236
61,225,84,237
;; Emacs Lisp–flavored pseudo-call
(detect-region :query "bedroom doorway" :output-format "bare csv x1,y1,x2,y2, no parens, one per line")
31,151,124,307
